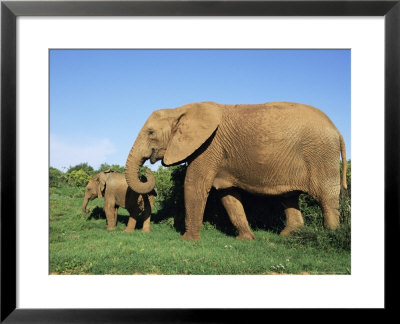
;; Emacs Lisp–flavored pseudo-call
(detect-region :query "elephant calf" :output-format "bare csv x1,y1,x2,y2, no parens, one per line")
82,169,156,232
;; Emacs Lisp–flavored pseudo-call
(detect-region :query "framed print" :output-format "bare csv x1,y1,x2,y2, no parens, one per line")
1,0,398,322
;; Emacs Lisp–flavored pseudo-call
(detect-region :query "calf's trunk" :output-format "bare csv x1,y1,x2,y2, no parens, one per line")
81,196,90,213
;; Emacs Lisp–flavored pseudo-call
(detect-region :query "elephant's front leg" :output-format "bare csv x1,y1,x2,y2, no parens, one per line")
124,207,139,232
113,207,118,227
105,204,117,230
124,216,137,233
181,162,216,241
220,190,255,240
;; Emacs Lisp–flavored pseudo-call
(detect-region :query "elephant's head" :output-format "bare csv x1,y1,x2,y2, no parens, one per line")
81,171,110,213
125,102,222,193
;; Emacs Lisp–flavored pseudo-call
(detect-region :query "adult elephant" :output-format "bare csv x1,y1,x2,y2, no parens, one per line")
125,101,347,240
82,169,156,232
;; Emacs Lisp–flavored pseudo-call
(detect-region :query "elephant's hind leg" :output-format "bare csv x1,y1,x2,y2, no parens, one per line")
141,196,151,233
319,187,340,230
280,193,304,237
220,190,256,240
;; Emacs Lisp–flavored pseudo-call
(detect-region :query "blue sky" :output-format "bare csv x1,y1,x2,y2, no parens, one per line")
50,49,350,171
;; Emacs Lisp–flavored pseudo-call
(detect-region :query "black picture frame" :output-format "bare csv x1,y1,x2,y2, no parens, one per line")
1,0,398,322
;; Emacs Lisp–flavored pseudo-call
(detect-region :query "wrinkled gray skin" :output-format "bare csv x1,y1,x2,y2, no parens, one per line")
125,101,347,240
82,170,156,232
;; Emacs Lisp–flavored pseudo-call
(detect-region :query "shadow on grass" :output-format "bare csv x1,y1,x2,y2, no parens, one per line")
151,165,286,236
153,187,286,237
86,206,154,229
86,206,130,226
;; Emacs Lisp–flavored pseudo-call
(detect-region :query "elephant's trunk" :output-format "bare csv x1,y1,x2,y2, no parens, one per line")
125,143,155,194
81,196,90,214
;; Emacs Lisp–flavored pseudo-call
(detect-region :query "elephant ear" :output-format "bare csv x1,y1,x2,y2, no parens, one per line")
163,102,222,165
96,173,107,198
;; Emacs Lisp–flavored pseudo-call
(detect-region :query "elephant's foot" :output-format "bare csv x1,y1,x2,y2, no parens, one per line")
123,227,135,233
323,218,339,230
180,232,201,241
142,228,151,233
324,223,339,231
280,225,302,237
236,232,256,240
107,226,116,231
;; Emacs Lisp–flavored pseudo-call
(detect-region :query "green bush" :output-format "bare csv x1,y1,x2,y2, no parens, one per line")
50,163,152,189
286,223,351,252
50,166,91,188
49,167,67,187
152,164,186,232
64,169,92,187
67,162,94,174
97,163,125,173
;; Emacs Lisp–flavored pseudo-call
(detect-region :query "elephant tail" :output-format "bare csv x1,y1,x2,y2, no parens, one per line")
339,133,347,190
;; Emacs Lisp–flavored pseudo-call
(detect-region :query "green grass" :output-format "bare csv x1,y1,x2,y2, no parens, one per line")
50,186,351,275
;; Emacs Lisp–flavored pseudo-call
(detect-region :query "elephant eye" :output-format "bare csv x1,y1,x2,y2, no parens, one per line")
148,129,155,136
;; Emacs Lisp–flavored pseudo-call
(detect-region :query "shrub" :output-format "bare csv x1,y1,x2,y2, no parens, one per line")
152,164,186,232
299,194,323,227
64,169,92,187
286,223,351,251
49,167,67,187
67,162,94,174
97,163,125,173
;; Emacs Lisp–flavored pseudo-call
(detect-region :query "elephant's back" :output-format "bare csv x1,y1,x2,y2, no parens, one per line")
224,102,341,146
224,102,335,126
108,172,129,188
107,172,130,201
